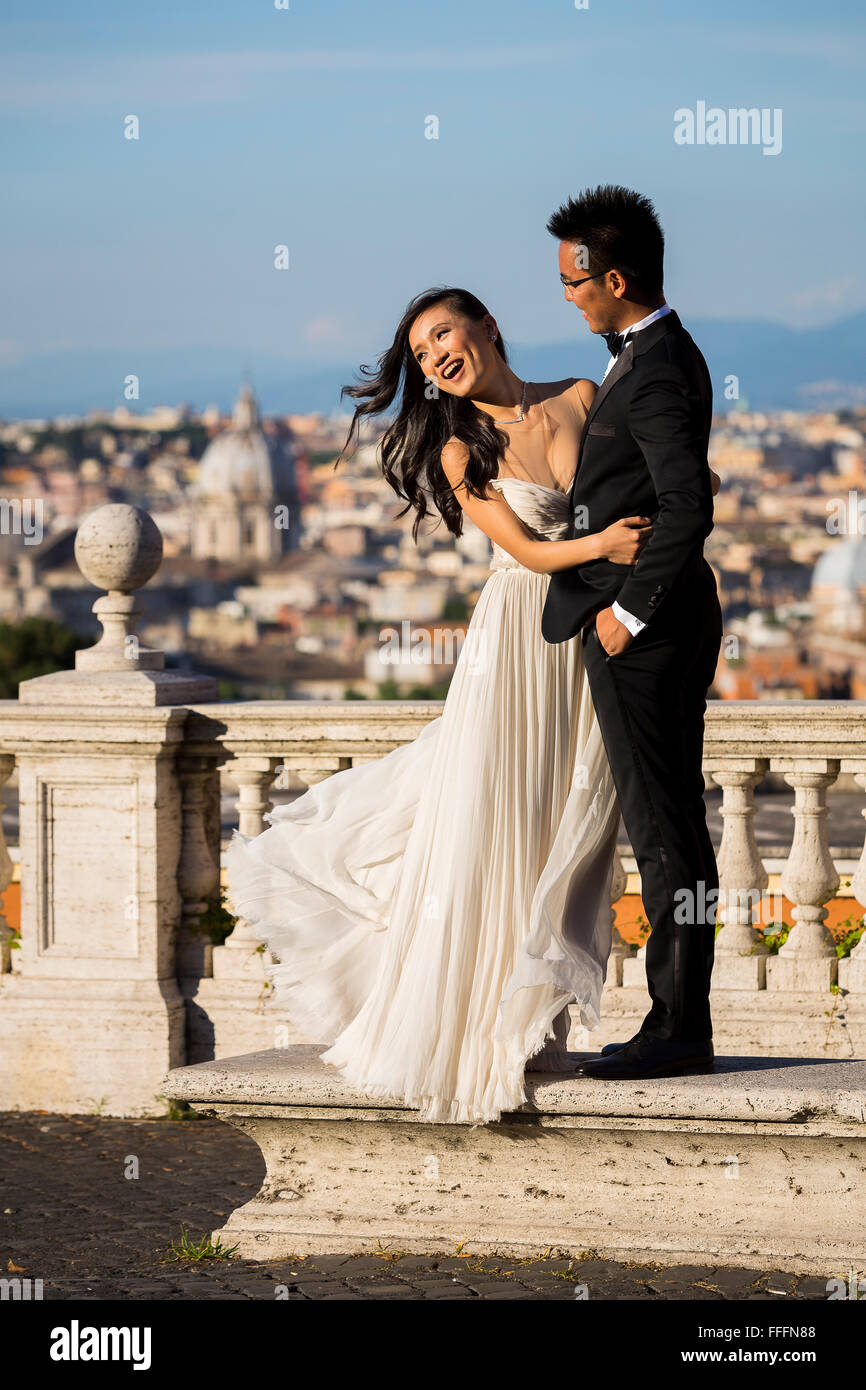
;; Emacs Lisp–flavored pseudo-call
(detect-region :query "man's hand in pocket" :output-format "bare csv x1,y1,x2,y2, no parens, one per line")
595,606,634,657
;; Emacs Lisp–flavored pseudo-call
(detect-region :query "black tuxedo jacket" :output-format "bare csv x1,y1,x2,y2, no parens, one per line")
541,310,715,644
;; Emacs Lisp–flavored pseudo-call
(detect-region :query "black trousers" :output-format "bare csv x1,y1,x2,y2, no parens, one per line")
581,560,723,1042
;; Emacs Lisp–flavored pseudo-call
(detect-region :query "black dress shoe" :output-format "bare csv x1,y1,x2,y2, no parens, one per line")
600,1033,641,1056
575,1036,714,1080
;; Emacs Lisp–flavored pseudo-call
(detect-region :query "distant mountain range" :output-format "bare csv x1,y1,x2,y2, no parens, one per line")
2,312,865,420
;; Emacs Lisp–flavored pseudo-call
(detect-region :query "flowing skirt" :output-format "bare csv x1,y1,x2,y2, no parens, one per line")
224,566,620,1125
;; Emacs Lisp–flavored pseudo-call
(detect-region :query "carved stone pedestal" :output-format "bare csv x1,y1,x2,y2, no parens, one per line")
0,504,217,1114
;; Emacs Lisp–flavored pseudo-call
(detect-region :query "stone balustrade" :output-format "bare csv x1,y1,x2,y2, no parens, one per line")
201,697,866,1056
3,692,866,1109
0,502,865,1114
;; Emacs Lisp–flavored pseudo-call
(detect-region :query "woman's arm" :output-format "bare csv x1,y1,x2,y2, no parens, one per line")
709,467,721,496
440,440,650,575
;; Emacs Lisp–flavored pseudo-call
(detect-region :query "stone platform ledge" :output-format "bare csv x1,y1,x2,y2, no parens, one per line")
162,1045,866,1277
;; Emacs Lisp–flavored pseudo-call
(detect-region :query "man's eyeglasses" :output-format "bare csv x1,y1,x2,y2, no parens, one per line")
560,270,609,293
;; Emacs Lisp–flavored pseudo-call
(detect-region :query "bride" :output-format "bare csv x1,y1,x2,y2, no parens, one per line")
225,286,657,1126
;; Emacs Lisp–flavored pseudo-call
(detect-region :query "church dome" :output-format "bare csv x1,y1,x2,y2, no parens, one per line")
194,384,297,502
812,535,866,592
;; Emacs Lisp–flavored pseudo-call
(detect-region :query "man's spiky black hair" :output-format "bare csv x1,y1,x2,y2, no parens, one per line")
547,184,665,295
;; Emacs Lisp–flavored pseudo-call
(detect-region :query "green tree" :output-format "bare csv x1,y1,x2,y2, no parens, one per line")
442,594,469,621
0,618,83,697
376,678,401,700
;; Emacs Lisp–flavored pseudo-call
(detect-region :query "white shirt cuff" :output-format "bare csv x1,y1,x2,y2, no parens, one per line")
612,600,646,636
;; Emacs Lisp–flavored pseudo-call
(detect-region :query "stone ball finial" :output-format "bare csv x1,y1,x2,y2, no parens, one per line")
74,504,163,592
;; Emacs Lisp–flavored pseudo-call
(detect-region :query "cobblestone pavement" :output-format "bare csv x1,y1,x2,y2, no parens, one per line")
0,1112,835,1301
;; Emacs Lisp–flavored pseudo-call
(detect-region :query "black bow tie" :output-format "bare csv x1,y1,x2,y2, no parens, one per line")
603,329,632,358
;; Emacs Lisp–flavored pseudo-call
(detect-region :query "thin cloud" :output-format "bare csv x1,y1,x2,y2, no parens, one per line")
0,42,605,111
713,30,866,69
788,274,862,314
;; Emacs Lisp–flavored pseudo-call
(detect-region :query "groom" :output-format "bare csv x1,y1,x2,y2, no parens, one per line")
541,184,723,1080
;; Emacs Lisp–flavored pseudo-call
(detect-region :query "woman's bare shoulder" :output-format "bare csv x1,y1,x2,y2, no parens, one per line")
534,377,598,414
440,436,471,488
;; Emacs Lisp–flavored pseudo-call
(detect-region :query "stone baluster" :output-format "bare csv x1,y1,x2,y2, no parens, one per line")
0,754,14,974
175,753,221,978
236,756,280,837
533,832,628,1061
177,754,220,928
292,756,352,785
605,848,632,987
218,756,280,960
621,936,648,989
193,752,314,1059
707,760,769,989
767,761,840,992
218,753,350,964
839,768,866,994
620,838,648,991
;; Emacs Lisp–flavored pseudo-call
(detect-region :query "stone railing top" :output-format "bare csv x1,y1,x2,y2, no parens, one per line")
183,699,443,754
1,697,866,764
163,1044,866,1128
699,699,866,765
184,699,866,765
0,699,191,749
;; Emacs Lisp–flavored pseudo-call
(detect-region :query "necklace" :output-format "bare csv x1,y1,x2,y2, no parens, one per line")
491,380,527,424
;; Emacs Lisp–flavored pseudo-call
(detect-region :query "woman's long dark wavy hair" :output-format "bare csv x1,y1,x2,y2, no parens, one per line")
338,287,510,541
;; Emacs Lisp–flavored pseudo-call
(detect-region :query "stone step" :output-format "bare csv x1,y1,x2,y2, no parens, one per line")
162,1046,866,1276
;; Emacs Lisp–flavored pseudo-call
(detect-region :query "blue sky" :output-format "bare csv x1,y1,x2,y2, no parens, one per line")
2,0,865,381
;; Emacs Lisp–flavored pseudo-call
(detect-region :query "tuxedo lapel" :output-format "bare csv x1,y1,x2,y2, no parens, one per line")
585,340,634,429
570,341,635,505
570,310,683,506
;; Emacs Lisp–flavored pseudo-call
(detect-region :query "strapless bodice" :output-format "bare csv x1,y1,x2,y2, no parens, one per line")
488,477,572,572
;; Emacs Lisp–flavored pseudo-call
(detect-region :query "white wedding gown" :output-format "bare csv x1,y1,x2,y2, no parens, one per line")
224,473,621,1126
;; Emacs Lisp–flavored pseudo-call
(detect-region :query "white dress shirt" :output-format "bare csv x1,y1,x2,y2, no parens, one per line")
602,303,672,636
